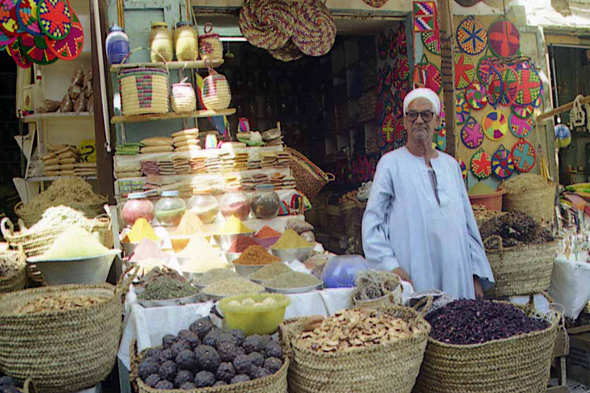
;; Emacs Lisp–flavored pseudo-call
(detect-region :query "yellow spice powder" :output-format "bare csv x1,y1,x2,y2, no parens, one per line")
127,218,159,243
271,229,312,250
217,215,253,235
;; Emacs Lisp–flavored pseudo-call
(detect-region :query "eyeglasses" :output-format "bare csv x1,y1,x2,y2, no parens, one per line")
405,110,435,122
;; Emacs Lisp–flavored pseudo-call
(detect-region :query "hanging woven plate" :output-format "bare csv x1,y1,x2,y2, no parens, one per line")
413,54,442,94
459,159,468,180
239,0,296,51
456,93,471,125
509,113,532,138
268,39,303,62
377,64,391,94
0,26,15,45
461,117,484,149
434,127,446,151
19,33,56,64
362,0,390,7
438,110,446,131
393,130,407,150
477,52,495,84
7,38,30,67
292,0,336,57
454,50,475,90
46,6,82,60
514,66,541,106
532,94,542,108
487,64,504,107
378,31,387,60
456,16,487,55
511,103,534,119
37,0,71,40
499,66,519,107
488,18,520,58
465,81,487,110
376,96,385,122
393,55,409,84
381,114,397,143
396,23,407,55
511,138,536,172
491,144,514,179
483,109,508,141
388,28,396,59
422,28,440,55
470,148,492,180
16,0,40,36
1,0,23,37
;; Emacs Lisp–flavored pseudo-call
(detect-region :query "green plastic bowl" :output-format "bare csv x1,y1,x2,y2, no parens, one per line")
218,294,290,336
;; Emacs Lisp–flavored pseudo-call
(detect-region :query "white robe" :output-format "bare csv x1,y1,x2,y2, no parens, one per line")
361,147,495,299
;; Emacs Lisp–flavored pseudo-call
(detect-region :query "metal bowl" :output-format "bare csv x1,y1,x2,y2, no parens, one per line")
224,252,242,264
213,232,254,251
138,293,200,308
232,263,264,277
270,246,313,262
265,283,323,294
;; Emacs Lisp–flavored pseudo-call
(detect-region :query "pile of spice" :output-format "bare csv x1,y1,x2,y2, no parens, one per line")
228,236,258,253
130,239,168,262
177,235,228,273
271,229,312,250
27,206,94,233
135,266,186,291
503,173,553,194
138,276,199,301
40,225,109,259
192,268,240,287
248,263,292,281
468,182,496,196
472,205,505,224
233,245,281,266
174,211,205,236
426,299,550,345
353,270,400,301
202,277,264,296
13,294,106,314
255,226,281,239
479,210,554,249
217,216,253,235
125,218,159,243
285,219,314,234
265,271,321,289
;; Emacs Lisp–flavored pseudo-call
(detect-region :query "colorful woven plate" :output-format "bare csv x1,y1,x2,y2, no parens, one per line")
487,65,503,107
532,95,542,108
16,0,40,36
438,110,446,131
456,17,487,55
456,94,471,125
483,110,508,141
20,33,56,64
470,149,492,180
0,26,15,45
388,28,396,59
454,50,475,90
515,67,541,106
491,144,514,179
413,55,442,94
488,18,520,58
1,0,22,37
509,113,532,138
511,138,536,172
292,0,336,57
511,103,534,119
37,0,71,40
465,81,487,110
434,127,446,151
499,66,519,107
461,117,484,149
378,31,387,60
393,55,409,85
422,28,440,55
459,159,467,180
396,23,407,55
477,54,495,84
239,0,296,51
7,38,30,67
46,6,82,60
381,114,400,143
268,39,303,62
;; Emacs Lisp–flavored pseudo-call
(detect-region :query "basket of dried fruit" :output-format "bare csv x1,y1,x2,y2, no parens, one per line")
0,268,136,393
413,298,560,393
278,299,432,393
0,249,26,294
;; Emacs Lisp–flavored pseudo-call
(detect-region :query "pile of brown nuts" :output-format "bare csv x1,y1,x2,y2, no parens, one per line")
13,294,105,315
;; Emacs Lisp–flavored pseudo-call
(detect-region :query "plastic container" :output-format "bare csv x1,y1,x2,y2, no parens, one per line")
105,25,129,64
121,192,155,227
188,190,219,224
220,187,250,220
155,190,186,227
174,21,199,61
149,22,173,63
251,185,280,219
218,293,290,335
468,189,506,211
322,254,370,288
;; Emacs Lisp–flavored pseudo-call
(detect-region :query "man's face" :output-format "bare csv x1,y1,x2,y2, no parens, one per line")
403,97,439,145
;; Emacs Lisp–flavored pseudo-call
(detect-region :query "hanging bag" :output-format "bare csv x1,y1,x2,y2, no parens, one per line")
198,22,223,60
202,59,232,110
170,76,196,113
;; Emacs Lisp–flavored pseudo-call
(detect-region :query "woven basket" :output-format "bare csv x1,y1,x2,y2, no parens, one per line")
0,249,26,293
352,284,403,309
484,236,558,297
0,272,135,393
279,301,431,393
503,184,556,224
118,48,170,116
413,300,560,393
199,23,223,60
326,203,344,236
15,200,106,228
130,340,289,393
20,379,36,393
202,60,231,110
340,196,366,238
171,81,196,113
286,147,334,200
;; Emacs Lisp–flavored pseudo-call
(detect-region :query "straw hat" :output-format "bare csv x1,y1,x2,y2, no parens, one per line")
268,39,303,62
361,0,390,7
291,0,336,57
239,0,296,50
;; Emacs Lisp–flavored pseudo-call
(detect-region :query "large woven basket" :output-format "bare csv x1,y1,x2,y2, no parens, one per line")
0,274,134,393
279,302,431,393
0,248,26,293
130,340,289,393
14,200,106,228
413,300,560,393
202,60,231,110
484,236,559,297
286,147,334,200
352,285,403,309
503,184,556,224
340,195,366,238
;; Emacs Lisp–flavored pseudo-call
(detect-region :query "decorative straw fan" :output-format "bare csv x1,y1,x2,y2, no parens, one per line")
470,148,492,180
488,18,520,58
509,113,533,138
482,109,508,141
454,50,475,89
491,144,514,179
460,117,484,149
239,0,295,51
291,0,336,57
465,81,488,110
456,16,487,55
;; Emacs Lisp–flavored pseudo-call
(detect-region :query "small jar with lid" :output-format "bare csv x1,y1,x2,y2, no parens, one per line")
149,22,173,63
174,21,199,61
251,185,280,219
219,187,250,220
121,192,155,227
188,189,219,224
105,25,130,64
155,190,186,227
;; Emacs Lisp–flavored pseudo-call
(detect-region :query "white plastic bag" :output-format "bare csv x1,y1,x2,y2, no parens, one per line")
549,255,590,319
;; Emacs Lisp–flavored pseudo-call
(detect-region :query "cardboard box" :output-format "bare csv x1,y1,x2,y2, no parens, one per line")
567,331,590,385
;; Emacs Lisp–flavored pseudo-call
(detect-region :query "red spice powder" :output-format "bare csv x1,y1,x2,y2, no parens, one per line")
228,236,258,253
255,226,281,239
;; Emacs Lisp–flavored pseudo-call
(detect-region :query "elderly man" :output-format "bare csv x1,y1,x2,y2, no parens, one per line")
362,88,494,299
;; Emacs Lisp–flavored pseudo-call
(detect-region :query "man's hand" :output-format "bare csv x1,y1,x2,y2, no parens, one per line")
474,276,484,299
393,268,412,285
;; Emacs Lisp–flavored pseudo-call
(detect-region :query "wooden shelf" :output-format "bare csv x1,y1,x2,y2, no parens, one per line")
22,112,93,123
111,109,236,124
110,59,224,72
26,175,97,182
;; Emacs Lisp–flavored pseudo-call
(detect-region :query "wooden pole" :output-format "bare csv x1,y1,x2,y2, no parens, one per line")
437,0,457,157
536,94,590,122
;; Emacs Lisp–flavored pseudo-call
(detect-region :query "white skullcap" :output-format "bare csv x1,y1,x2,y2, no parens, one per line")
403,87,441,115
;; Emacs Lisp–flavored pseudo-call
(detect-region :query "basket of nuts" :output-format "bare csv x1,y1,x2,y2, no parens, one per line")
278,299,432,393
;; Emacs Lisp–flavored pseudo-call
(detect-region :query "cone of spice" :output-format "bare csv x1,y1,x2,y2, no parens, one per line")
255,226,281,239
217,215,253,234
271,229,312,250
234,245,281,265
228,236,258,253
126,218,159,243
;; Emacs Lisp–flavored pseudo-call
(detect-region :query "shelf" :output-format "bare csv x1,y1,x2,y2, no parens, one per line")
111,109,236,124
110,59,224,72
26,175,97,182
22,112,93,123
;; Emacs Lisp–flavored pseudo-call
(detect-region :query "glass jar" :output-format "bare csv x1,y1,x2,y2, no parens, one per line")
105,25,129,64
174,21,198,61
219,187,250,220
121,192,155,227
155,190,186,227
251,185,280,219
149,22,173,63
188,190,219,224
